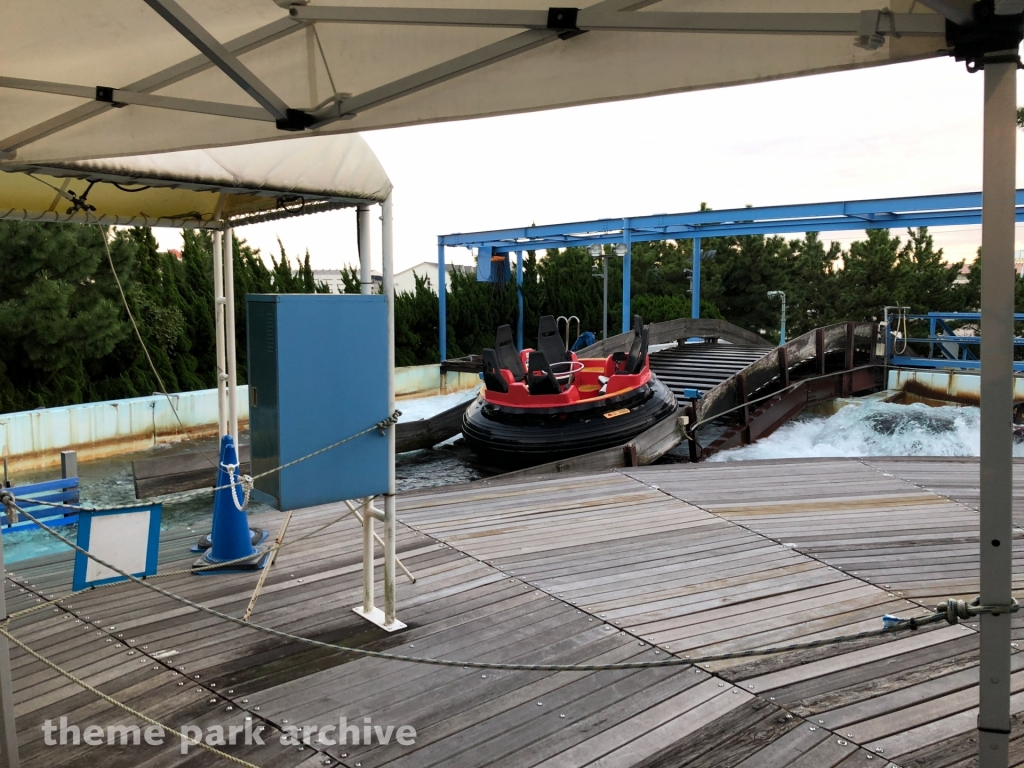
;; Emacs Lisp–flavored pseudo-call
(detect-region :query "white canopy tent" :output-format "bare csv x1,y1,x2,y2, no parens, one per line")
0,133,399,768
0,2,1021,766
1,1,953,164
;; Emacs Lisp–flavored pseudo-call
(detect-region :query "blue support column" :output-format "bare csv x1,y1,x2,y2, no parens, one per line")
437,240,446,362
516,251,524,350
621,220,632,333
691,236,701,319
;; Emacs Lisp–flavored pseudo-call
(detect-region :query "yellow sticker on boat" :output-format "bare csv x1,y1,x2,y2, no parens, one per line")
604,408,630,419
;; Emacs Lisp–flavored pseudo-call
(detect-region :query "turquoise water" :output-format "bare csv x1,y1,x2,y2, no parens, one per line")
3,388,482,564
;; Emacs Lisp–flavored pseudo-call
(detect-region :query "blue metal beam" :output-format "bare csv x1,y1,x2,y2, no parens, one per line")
437,239,446,361
691,236,701,320
439,191,1024,254
435,191,1024,361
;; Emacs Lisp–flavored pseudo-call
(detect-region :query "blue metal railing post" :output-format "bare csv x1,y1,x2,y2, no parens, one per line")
622,220,632,333
691,236,701,319
437,240,446,361
516,251,524,350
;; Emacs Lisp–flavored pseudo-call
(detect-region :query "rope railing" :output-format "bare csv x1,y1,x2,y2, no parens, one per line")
2,496,1015,672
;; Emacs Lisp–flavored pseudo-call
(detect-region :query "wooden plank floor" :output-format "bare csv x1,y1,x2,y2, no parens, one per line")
2,457,1020,766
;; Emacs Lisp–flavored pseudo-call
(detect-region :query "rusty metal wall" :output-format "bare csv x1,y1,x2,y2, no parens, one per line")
0,365,481,473
887,368,1024,407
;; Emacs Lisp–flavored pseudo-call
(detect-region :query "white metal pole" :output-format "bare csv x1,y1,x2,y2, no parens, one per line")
212,229,228,439
382,193,403,630
359,203,376,614
0,528,20,768
358,205,373,295
361,497,374,614
224,228,239,442
978,55,1016,768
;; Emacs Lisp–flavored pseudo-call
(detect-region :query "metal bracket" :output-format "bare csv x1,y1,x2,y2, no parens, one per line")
854,10,888,50
547,7,583,39
95,85,126,108
947,0,1024,70
275,108,317,131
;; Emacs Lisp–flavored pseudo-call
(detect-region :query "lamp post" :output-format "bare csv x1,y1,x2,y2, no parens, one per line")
588,244,606,340
767,290,786,345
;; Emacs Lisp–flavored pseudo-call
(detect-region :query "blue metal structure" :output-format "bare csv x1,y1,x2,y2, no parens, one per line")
247,294,390,511
0,475,81,533
887,312,1024,372
437,190,1024,361
691,236,701,320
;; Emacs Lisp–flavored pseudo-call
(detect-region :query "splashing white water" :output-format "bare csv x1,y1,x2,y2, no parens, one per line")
709,401,1022,462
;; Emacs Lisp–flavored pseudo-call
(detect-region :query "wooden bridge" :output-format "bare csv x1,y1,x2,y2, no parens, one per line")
512,319,881,476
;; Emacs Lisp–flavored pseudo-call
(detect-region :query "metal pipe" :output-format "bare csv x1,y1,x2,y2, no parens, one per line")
438,240,446,360
212,230,228,439
602,251,608,341
344,499,416,582
978,55,1016,768
382,193,400,629
691,236,701,320
517,251,525,350
362,497,374,614
358,205,373,295
621,220,632,333
780,294,787,345
224,228,239,442
0,523,19,768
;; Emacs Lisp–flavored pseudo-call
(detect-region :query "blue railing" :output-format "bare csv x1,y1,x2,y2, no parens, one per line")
886,312,1024,372
0,475,80,533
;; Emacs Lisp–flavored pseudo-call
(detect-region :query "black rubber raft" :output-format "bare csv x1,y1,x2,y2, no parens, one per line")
462,374,677,469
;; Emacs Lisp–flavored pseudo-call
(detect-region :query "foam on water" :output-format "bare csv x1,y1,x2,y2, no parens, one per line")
709,401,1015,462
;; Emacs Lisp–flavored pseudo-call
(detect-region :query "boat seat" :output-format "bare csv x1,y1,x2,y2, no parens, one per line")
495,325,526,381
537,315,571,366
626,323,650,374
527,351,561,395
481,349,509,393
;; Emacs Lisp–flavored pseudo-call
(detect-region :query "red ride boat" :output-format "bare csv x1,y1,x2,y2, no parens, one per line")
462,315,677,468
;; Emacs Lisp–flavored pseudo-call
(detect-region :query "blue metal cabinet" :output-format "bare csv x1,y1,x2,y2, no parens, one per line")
247,294,389,511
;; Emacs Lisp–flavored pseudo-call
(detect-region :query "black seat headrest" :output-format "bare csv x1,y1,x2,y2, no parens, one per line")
527,350,561,395
481,349,509,393
537,315,571,365
495,324,526,381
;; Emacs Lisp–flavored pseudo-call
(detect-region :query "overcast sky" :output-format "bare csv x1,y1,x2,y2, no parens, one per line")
155,56,1024,274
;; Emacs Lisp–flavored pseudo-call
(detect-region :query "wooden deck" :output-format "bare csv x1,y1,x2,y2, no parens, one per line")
4,457,1023,767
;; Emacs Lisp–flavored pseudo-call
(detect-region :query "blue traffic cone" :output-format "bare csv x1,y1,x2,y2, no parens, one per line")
192,434,269,573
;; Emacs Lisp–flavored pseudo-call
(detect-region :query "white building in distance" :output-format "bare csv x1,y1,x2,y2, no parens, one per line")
394,261,474,295
313,269,382,294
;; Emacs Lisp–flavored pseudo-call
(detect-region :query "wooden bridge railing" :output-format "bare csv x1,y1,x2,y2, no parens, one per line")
694,321,877,425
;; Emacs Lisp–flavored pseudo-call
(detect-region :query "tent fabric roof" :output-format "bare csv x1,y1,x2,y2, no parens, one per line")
0,133,392,228
0,1,949,166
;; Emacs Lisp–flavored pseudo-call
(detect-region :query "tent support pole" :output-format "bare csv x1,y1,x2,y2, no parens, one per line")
358,205,373,295
978,54,1016,768
213,229,228,439
382,193,404,631
438,241,446,361
224,227,238,442
621,220,632,333
0,528,20,768
356,195,405,632
692,236,702,320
